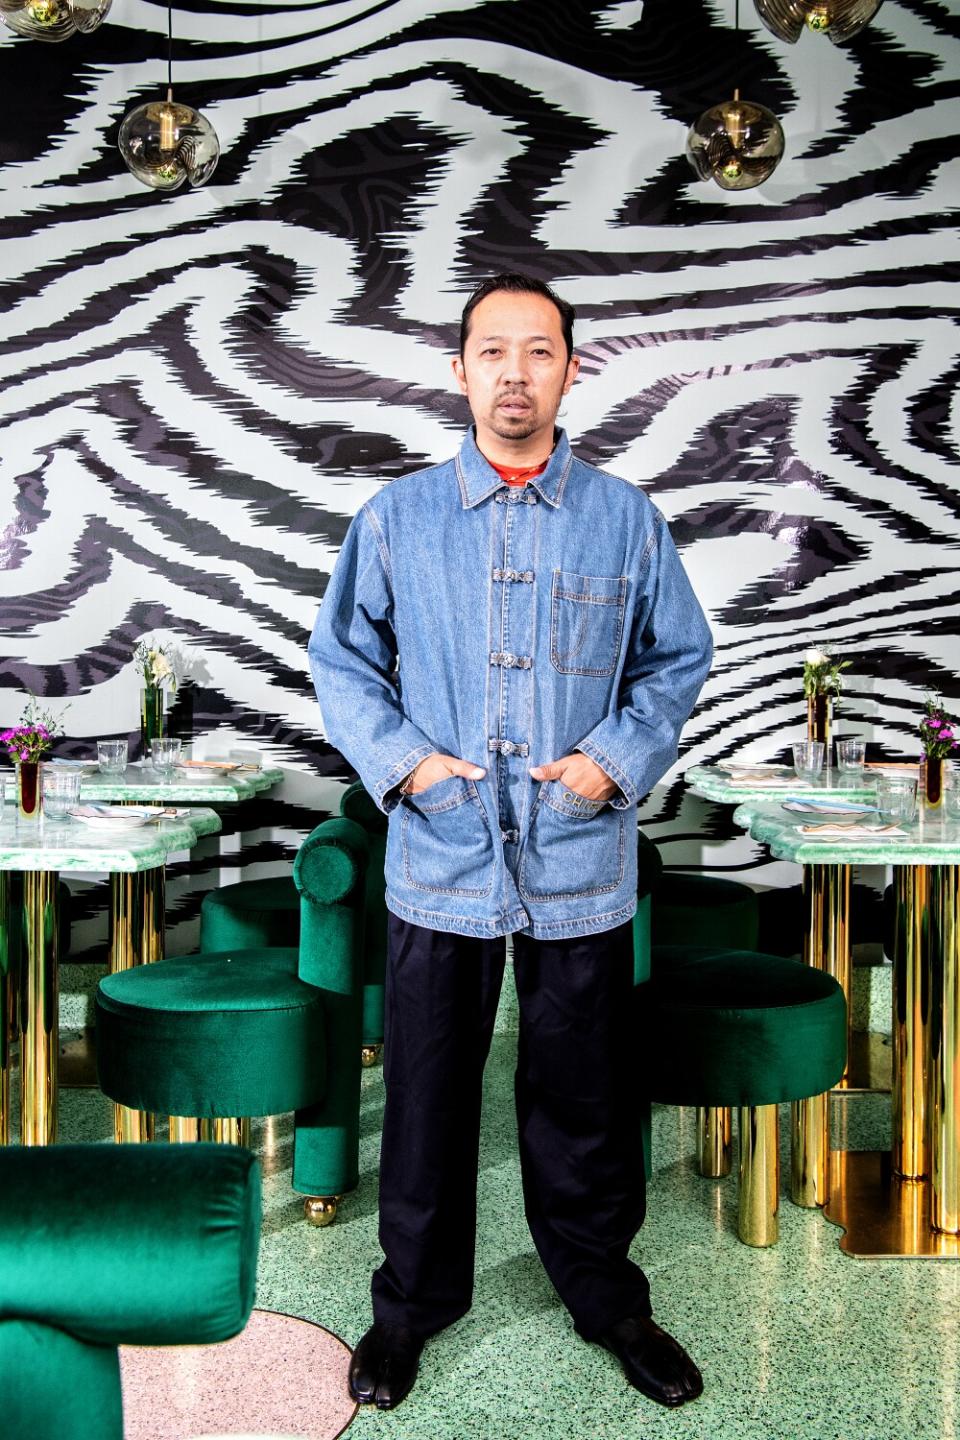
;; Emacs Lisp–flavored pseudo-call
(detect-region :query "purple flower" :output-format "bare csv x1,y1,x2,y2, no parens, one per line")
938,727,954,739
19,750,28,760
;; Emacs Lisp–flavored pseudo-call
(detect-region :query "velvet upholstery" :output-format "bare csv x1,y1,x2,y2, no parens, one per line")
95,817,369,1201
0,1145,260,1440
652,872,760,951
642,946,847,1107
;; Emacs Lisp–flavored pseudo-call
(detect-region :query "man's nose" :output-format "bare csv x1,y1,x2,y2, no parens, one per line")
500,350,530,383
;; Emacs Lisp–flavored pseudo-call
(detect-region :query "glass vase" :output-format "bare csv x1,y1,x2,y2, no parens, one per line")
140,685,164,759
921,754,943,810
806,693,833,760
17,760,40,820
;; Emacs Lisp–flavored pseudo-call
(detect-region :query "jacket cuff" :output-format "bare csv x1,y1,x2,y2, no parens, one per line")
376,742,436,813
575,739,637,811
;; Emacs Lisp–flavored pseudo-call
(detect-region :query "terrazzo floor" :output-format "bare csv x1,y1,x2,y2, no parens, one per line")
46,978,960,1440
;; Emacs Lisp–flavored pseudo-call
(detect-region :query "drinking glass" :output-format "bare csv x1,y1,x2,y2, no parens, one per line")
98,739,128,776
836,739,866,775
944,772,960,819
42,768,81,819
875,776,917,825
792,741,825,782
150,737,182,778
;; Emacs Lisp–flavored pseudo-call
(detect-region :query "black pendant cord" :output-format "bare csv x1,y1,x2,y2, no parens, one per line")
735,0,739,31
167,1,173,94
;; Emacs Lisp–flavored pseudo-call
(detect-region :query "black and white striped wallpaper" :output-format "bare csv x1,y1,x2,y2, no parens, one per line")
1,0,959,933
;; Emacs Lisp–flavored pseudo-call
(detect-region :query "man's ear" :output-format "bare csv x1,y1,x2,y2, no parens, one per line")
451,356,468,395
562,354,581,395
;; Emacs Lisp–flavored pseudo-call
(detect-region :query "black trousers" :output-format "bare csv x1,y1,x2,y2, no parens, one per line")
370,913,650,1341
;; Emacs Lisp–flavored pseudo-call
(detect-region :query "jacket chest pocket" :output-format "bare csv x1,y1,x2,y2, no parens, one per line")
400,776,494,897
550,571,627,677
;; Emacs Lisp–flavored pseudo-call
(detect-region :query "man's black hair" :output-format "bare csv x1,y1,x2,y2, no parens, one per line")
459,273,575,361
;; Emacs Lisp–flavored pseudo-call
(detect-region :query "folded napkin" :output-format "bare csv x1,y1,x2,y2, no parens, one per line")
70,804,190,821
178,759,242,771
782,799,877,816
796,822,907,839
725,772,794,786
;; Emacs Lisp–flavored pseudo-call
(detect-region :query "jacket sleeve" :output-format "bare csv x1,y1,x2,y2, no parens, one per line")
575,511,713,809
308,503,436,812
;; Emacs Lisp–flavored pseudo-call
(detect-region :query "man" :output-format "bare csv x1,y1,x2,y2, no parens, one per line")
309,274,713,1412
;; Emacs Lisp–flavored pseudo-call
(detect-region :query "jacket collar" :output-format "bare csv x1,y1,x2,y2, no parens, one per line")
455,427,572,510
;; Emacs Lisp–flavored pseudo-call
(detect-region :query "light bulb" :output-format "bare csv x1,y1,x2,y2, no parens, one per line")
753,0,884,45
0,0,110,41
119,89,220,193
687,90,785,191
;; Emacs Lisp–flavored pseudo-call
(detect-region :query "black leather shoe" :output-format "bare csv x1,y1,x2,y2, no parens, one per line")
598,1315,703,1408
348,1322,425,1410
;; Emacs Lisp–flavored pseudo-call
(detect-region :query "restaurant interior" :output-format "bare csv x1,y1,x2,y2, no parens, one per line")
1,0,959,1436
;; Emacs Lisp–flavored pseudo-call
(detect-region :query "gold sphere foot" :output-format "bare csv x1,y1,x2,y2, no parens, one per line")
360,1044,382,1069
303,1195,338,1227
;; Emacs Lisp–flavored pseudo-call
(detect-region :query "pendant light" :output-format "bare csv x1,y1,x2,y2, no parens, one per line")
118,1,219,193
0,0,110,42
686,0,785,191
754,0,883,44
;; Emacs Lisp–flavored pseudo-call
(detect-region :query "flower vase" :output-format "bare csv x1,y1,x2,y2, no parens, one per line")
140,685,164,759
807,693,833,760
17,760,40,820
921,754,943,810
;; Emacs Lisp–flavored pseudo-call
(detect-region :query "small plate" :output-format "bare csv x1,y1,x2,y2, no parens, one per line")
69,809,151,831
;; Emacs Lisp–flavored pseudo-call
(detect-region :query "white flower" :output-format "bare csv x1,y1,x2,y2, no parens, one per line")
804,648,828,665
151,654,173,682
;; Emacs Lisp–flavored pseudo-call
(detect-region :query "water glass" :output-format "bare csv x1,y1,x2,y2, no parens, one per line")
792,741,825,782
150,737,182,778
43,768,82,819
98,739,128,776
944,772,960,819
875,775,917,825
836,738,866,775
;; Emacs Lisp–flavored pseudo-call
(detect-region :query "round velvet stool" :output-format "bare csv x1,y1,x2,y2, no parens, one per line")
641,945,847,1247
96,817,369,1227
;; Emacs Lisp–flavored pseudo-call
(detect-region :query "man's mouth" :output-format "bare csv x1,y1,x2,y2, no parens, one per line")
497,396,531,413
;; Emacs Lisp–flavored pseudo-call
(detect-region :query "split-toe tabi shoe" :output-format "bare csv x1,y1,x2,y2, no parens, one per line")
348,1322,425,1410
599,1315,703,1408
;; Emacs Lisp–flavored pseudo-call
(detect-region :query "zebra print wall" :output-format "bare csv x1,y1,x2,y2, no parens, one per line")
1,0,958,932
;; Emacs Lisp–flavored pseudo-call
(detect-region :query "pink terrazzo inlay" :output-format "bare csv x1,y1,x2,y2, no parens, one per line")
120,1308,358,1440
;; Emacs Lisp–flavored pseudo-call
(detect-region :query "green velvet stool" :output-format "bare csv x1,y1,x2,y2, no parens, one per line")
641,945,846,1247
198,780,387,1067
96,816,368,1226
652,870,760,1180
0,1144,259,1440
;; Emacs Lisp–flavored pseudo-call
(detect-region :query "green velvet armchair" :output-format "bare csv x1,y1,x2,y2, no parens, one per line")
0,1144,260,1440
95,816,368,1225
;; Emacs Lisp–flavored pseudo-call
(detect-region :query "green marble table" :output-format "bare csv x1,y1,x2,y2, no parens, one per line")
71,763,284,805
732,798,960,1258
686,761,880,806
0,806,222,1148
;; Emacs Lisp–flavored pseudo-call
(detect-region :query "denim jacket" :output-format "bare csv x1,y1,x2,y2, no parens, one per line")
309,428,712,940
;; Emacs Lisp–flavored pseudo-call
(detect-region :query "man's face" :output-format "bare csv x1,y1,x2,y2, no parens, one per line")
452,291,580,454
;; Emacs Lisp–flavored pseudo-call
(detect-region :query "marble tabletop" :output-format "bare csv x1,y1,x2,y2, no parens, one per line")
729,798,960,867
685,762,893,806
0,806,222,873
3,763,284,806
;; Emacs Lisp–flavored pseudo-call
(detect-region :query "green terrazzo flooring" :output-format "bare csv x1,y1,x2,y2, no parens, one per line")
41,984,960,1440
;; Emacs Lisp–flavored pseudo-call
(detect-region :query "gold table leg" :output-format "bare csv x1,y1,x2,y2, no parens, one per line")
824,863,960,1256
893,867,931,1180
791,862,849,1207
110,870,165,1143
931,866,959,1234
0,874,13,1146
21,872,59,1146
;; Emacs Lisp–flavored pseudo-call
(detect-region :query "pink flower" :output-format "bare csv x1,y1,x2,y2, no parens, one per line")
19,750,28,760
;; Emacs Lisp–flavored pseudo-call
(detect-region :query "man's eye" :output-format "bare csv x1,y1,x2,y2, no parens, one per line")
531,348,551,356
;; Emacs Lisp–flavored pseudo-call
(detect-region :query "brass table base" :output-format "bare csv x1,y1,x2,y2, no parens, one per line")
824,1150,960,1258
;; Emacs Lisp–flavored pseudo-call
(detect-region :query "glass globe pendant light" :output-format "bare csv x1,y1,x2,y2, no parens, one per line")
753,0,883,44
685,1,785,192
686,87,785,190
118,1,219,193
0,0,110,42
